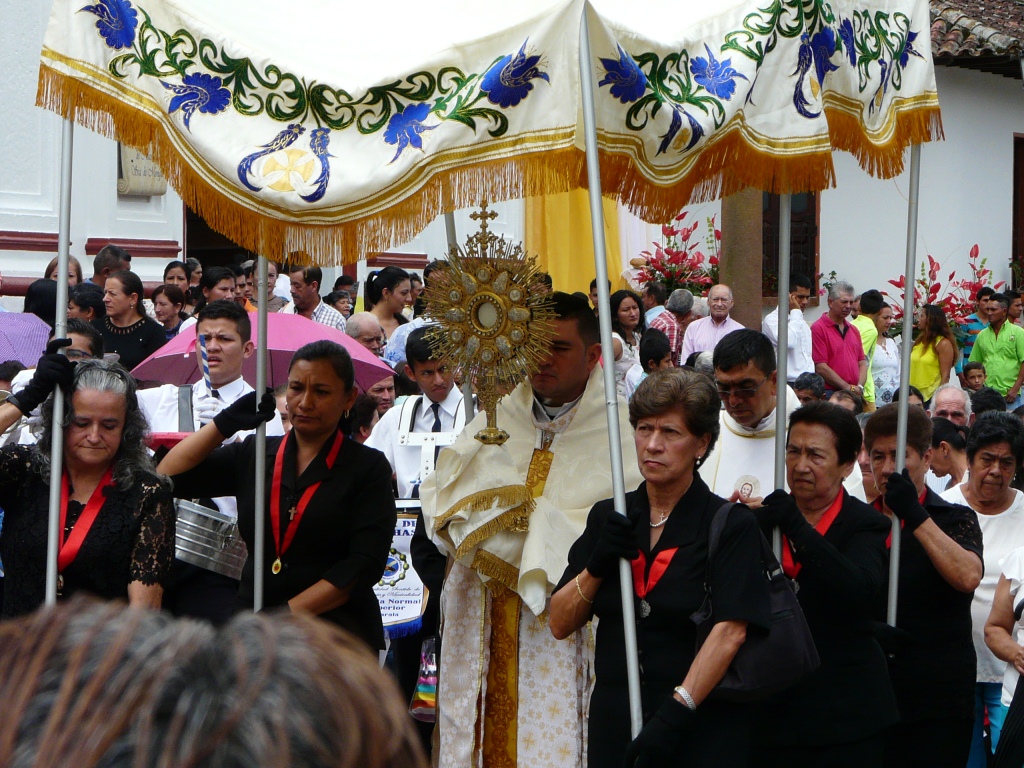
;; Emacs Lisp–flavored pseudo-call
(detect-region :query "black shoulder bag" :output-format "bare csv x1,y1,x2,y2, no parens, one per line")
690,502,820,702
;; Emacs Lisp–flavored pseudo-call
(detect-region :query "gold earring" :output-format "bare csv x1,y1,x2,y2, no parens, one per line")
344,409,350,418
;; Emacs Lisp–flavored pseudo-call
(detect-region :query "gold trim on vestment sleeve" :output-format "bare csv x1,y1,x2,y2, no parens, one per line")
473,550,521,593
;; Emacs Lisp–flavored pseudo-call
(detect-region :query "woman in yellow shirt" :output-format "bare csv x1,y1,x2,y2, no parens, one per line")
909,304,957,402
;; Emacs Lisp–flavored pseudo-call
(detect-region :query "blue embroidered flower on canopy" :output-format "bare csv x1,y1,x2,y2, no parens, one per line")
599,45,647,104
80,0,138,50
161,72,231,130
384,103,437,163
690,44,747,101
481,39,550,108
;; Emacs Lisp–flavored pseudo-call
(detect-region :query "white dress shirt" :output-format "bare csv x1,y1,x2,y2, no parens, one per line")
364,386,465,498
138,376,284,519
763,307,814,382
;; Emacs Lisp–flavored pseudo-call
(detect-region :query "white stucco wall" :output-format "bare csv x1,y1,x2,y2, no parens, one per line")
0,0,185,309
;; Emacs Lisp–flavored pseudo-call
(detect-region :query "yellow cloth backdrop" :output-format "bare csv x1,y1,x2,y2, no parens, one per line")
525,191,622,296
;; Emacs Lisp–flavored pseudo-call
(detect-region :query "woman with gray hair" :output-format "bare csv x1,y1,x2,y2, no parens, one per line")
549,367,771,767
0,345,174,615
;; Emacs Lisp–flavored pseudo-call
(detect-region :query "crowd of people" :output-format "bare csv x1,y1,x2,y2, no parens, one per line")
7,253,1024,768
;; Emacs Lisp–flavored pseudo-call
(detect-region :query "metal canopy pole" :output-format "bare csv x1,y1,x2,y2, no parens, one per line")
773,193,792,559
889,143,922,626
445,211,476,420
45,119,74,606
579,10,643,738
252,255,269,611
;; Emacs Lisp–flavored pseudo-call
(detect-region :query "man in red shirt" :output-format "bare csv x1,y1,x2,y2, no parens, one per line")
812,280,867,398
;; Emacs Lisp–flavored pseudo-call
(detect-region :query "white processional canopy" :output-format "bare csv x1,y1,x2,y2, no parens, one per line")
38,0,941,262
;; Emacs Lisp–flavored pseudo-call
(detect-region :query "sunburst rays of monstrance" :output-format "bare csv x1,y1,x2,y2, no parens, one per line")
421,204,555,444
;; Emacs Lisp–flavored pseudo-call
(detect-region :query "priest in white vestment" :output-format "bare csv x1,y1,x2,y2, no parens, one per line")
700,329,866,503
421,294,643,768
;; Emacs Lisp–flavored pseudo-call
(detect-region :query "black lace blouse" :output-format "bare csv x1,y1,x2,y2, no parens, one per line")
0,446,175,617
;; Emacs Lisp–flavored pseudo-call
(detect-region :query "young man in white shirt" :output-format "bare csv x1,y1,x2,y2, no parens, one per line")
137,300,284,623
364,325,470,750
762,272,814,383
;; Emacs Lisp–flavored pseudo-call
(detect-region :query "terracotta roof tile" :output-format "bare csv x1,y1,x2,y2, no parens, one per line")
930,0,1024,57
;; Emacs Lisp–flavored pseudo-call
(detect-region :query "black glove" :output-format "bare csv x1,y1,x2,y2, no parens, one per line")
212,390,276,437
7,338,76,416
623,695,696,767
884,468,929,531
586,512,638,579
872,621,914,657
757,489,806,536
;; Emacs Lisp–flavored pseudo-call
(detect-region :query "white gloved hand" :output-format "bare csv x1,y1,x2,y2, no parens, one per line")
193,393,227,425
25,407,45,438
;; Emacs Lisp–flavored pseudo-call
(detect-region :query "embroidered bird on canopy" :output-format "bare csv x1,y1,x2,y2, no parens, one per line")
37,0,941,263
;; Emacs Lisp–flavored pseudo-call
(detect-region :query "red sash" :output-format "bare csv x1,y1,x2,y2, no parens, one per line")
270,431,344,566
782,490,844,578
631,547,680,599
58,467,115,573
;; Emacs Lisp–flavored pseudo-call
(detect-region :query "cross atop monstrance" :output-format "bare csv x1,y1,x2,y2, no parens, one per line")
468,202,498,232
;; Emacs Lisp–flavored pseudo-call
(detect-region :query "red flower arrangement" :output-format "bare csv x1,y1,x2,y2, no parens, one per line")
882,245,1003,344
633,212,720,296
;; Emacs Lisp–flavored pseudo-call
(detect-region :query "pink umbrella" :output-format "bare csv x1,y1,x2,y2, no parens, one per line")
131,312,394,393
0,313,51,368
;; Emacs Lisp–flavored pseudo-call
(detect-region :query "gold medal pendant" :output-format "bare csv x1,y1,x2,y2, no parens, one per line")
271,558,282,575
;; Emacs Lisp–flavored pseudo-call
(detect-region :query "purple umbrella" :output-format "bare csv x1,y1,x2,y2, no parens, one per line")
0,313,51,368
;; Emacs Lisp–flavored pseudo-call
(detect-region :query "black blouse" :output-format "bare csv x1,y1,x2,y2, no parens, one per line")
558,476,770,768
883,489,983,721
94,315,167,372
0,446,175,617
171,432,397,650
755,491,898,748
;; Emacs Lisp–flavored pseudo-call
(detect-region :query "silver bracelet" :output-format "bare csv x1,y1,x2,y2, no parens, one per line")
674,685,697,710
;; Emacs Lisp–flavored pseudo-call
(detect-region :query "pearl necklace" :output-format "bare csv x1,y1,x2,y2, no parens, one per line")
650,512,669,528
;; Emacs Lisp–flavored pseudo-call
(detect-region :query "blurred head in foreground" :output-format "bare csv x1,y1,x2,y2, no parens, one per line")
0,597,426,768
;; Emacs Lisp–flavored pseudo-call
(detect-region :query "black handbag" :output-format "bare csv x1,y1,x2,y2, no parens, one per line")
690,502,820,702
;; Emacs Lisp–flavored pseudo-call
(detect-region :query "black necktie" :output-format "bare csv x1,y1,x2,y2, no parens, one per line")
431,403,442,464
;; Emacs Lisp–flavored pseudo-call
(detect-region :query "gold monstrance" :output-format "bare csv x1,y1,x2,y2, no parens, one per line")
422,204,555,445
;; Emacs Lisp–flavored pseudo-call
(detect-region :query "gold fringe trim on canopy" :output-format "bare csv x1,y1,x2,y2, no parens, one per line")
824,94,944,179
37,61,943,261
435,485,535,532
36,63,586,264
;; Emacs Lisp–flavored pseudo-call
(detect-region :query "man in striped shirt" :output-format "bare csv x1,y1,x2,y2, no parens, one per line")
280,264,347,332
958,286,993,386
